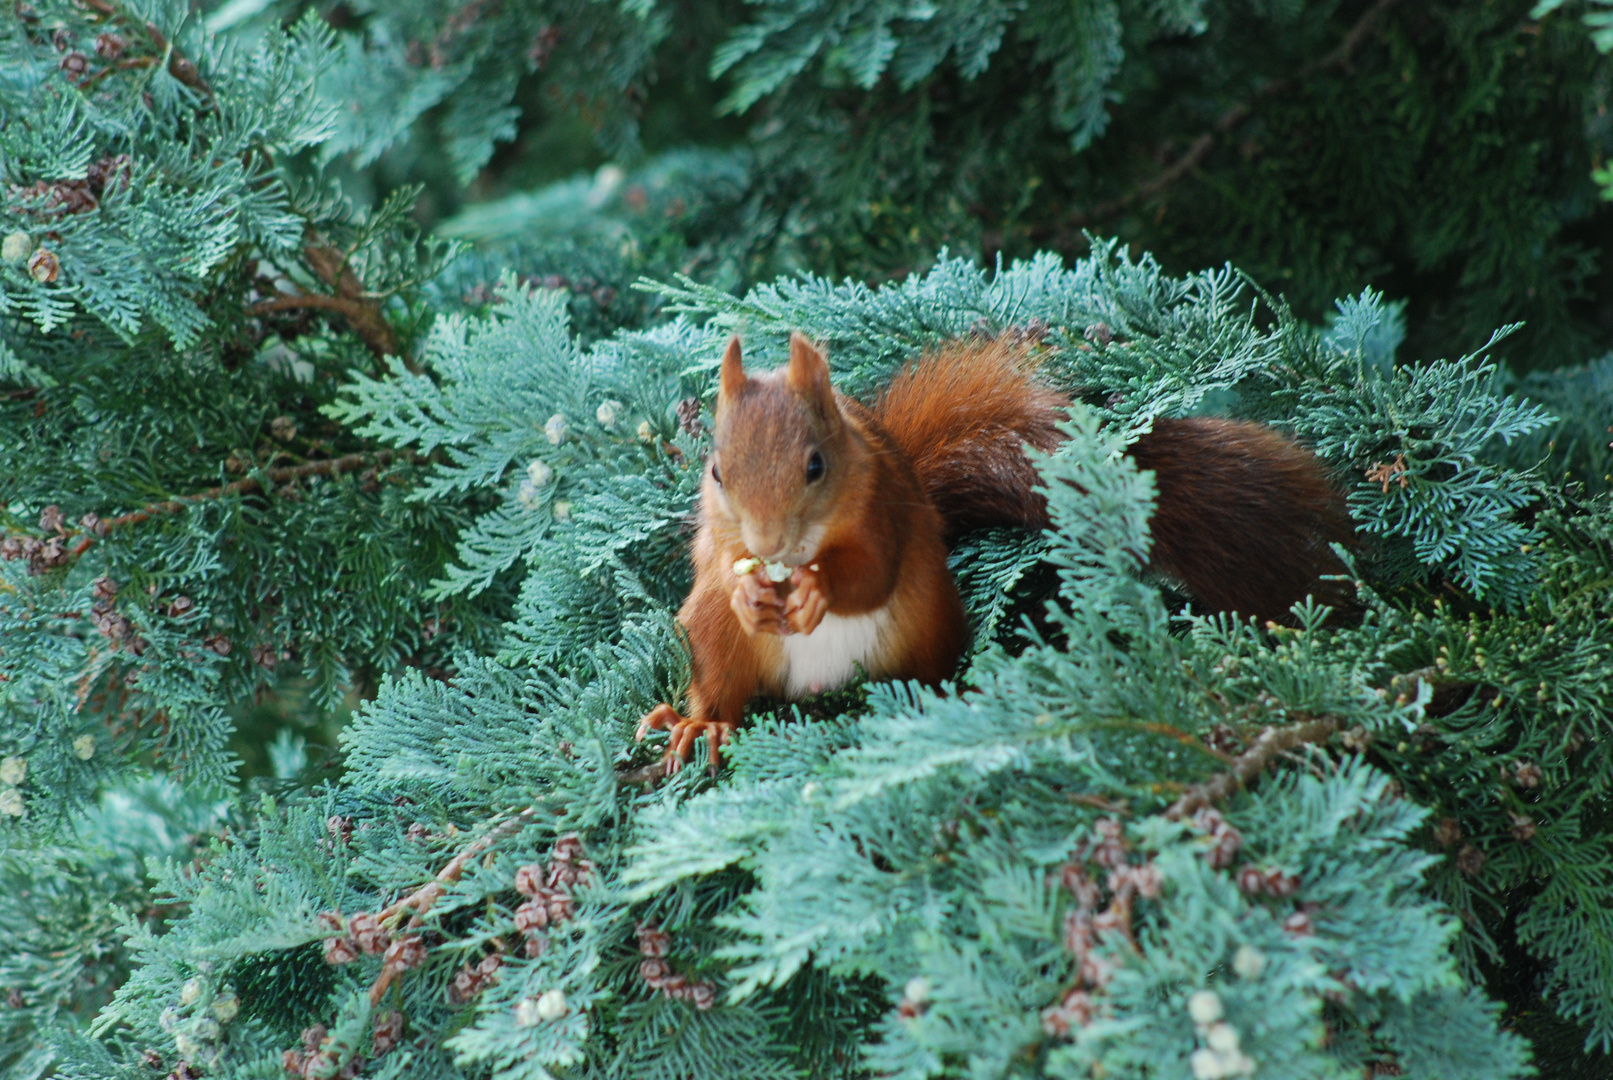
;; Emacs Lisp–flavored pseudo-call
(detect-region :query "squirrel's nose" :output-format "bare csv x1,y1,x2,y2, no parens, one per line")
741,524,785,560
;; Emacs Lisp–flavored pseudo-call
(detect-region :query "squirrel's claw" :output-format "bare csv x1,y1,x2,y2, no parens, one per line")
636,705,736,773
669,717,736,772
785,565,830,635
636,703,682,742
731,573,787,636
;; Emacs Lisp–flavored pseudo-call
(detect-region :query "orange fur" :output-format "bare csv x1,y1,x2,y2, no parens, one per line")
875,337,1067,540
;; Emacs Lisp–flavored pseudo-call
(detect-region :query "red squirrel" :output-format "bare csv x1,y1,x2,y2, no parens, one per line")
636,332,1351,770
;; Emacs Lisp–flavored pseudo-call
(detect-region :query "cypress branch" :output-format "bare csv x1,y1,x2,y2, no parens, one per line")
76,0,215,100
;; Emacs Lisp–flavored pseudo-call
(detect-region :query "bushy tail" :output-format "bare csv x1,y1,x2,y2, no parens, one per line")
873,337,1067,541
1132,418,1354,622
874,336,1353,622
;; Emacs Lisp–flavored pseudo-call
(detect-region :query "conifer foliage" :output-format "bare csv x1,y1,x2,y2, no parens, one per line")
3,2,1613,1079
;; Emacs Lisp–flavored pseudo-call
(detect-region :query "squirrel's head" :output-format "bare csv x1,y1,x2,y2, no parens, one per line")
708,332,856,565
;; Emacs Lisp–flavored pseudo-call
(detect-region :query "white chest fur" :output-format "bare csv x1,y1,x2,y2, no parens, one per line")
780,607,893,698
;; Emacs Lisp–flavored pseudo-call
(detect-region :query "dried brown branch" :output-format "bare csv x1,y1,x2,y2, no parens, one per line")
141,20,212,98
616,758,672,787
46,451,407,563
249,244,421,373
1163,716,1339,821
247,293,372,319
378,808,539,926
1066,791,1131,814
369,807,539,1004
97,450,402,535
247,292,401,361
1047,0,1402,241
245,248,426,374
11,450,415,569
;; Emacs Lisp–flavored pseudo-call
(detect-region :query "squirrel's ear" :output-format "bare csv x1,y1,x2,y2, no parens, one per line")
719,336,746,402
786,332,832,402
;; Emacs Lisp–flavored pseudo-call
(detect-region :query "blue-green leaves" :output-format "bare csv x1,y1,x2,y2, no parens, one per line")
1288,299,1556,605
712,0,1206,149
0,10,338,347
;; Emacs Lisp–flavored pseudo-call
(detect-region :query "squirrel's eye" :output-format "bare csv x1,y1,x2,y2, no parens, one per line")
711,461,723,485
806,451,825,483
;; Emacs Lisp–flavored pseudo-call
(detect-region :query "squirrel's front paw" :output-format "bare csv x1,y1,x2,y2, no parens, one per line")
785,565,831,635
730,572,786,635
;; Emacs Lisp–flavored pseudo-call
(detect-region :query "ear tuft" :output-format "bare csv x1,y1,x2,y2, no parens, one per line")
786,331,832,401
719,336,746,402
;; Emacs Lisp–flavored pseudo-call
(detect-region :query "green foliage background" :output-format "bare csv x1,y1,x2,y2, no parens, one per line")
2,0,1613,1077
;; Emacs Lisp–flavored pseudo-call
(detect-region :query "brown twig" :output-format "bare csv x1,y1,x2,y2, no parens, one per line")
76,55,157,92
1048,0,1402,240
378,808,539,926
369,807,539,1004
247,243,418,373
1163,716,1339,821
45,451,406,563
141,20,212,99
97,450,401,535
247,292,403,362
1066,791,1131,814
292,242,419,372
616,758,672,787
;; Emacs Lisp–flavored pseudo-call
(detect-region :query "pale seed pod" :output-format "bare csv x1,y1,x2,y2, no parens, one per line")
27,248,59,283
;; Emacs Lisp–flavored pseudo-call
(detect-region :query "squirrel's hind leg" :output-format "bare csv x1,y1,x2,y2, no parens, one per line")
637,581,766,773
636,705,738,773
